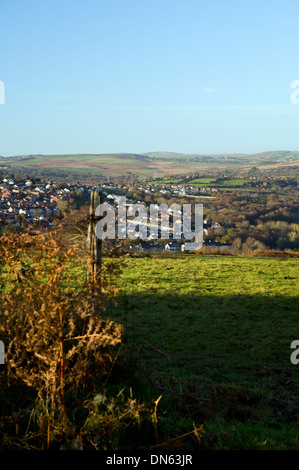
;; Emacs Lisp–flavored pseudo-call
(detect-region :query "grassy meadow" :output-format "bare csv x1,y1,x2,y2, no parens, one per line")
109,253,299,449
1,241,298,450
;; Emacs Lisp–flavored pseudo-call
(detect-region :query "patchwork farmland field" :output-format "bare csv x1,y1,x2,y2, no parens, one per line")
2,151,299,179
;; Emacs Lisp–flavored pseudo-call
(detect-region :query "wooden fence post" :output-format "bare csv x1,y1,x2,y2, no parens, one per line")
87,189,103,280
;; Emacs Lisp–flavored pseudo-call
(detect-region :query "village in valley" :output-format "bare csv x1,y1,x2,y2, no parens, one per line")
0,176,216,252
1,171,297,254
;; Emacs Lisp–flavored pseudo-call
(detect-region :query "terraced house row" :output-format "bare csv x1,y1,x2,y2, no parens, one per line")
0,178,94,228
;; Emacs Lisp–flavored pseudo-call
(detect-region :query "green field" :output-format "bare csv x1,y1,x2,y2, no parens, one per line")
1,243,298,449
109,254,299,449
172,179,249,192
187,178,248,187
147,179,184,185
188,178,216,184
218,187,253,192
216,179,248,186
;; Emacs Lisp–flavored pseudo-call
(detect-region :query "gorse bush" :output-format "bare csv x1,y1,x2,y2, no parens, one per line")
0,231,124,448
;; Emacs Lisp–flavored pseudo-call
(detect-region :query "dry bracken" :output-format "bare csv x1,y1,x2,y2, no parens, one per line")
0,230,123,447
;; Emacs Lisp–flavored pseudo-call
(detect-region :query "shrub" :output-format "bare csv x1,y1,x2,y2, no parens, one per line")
0,231,123,448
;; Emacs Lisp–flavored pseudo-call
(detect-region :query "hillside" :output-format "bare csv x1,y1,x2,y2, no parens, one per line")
1,150,299,179
111,253,299,449
0,227,298,449
143,150,299,164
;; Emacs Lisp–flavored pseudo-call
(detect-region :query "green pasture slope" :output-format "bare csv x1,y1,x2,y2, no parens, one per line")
111,254,299,449
147,179,184,185
147,177,249,188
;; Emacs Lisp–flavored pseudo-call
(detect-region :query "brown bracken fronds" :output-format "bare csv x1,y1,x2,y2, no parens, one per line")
0,230,123,448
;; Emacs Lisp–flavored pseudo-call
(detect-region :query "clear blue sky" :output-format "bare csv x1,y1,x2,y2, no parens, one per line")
1,0,299,157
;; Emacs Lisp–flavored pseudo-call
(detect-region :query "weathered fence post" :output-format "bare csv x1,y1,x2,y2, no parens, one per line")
0,340,5,365
86,189,103,280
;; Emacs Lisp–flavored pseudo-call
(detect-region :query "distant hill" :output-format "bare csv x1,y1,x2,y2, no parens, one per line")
143,150,299,162
143,151,249,160
1,150,299,178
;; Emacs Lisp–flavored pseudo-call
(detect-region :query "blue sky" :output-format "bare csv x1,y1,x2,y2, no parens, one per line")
1,0,299,157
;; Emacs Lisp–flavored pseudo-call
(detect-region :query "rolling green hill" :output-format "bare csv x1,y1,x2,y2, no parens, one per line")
1,150,299,179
